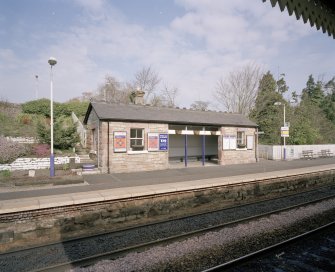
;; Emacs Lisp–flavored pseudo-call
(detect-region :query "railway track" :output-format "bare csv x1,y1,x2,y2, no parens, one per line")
1,185,335,272
203,221,335,272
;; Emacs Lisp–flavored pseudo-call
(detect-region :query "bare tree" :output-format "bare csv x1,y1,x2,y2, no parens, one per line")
96,75,131,103
150,94,164,107
190,101,210,111
214,63,263,115
159,83,179,107
134,66,161,103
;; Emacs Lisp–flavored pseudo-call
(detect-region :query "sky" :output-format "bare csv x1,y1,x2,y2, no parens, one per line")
0,0,334,108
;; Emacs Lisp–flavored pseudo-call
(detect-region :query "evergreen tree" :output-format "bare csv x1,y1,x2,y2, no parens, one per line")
276,74,289,94
322,77,335,124
250,71,284,144
37,116,79,150
301,75,324,105
251,72,335,145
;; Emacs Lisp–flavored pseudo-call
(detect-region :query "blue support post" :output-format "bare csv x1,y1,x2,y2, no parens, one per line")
184,133,188,167
202,129,205,166
50,153,55,177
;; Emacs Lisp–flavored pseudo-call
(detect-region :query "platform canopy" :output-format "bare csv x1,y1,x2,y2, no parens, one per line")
263,0,335,38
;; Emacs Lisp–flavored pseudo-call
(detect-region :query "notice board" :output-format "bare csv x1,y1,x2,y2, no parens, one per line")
114,131,127,152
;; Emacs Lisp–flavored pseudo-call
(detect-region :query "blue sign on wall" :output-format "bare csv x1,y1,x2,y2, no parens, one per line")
159,134,168,151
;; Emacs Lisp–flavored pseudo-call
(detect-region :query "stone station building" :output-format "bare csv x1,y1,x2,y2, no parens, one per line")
83,93,258,173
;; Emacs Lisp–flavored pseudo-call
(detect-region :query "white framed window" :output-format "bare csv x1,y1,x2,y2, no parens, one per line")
247,135,254,150
237,131,246,148
130,128,144,151
223,135,236,150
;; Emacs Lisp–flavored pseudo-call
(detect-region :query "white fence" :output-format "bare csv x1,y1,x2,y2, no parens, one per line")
0,156,81,171
259,144,335,160
72,112,87,148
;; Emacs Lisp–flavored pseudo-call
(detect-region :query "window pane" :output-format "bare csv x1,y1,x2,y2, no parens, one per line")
130,129,136,138
237,131,245,145
137,129,143,138
230,136,237,149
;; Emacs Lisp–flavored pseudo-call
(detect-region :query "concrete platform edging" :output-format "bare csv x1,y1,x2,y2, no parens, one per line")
0,165,334,215
0,166,335,252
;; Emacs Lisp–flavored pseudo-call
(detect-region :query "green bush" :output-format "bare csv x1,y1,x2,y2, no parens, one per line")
64,101,89,117
22,99,71,118
22,99,50,117
37,117,79,150
16,113,32,125
0,170,11,178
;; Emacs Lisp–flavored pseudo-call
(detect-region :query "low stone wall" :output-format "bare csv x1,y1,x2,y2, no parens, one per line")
0,170,334,252
5,136,37,144
0,156,80,171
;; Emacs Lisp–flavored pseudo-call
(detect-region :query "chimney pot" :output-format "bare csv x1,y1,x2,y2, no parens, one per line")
131,90,145,105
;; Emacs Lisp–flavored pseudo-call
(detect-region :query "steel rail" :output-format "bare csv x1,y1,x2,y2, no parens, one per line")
202,221,335,272
3,182,335,256
33,192,335,271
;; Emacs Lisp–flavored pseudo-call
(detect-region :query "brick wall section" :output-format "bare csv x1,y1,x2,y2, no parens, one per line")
99,122,168,173
218,127,256,165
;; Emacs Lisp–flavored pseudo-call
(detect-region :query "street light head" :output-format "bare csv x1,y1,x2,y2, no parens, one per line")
274,102,282,106
48,57,57,66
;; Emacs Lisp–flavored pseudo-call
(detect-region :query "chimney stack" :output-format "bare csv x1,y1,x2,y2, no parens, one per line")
131,90,145,105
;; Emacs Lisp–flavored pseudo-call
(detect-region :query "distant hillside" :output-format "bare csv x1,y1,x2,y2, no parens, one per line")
0,101,38,137
0,99,88,138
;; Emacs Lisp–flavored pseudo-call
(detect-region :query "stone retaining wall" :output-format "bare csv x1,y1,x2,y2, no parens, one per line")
5,136,37,144
0,157,80,171
0,170,334,252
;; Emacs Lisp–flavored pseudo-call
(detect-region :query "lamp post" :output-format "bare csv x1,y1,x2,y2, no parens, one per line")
274,101,286,160
35,75,39,99
48,57,57,177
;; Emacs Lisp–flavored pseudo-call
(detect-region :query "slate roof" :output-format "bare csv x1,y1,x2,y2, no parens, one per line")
83,102,257,128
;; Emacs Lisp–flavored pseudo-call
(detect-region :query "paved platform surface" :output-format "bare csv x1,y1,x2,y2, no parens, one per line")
0,158,335,214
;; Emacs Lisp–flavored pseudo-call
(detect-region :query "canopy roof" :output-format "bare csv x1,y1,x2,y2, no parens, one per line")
84,102,258,128
263,0,335,38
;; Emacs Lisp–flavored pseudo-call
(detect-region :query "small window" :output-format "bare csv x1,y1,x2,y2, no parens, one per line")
247,135,254,150
223,135,236,150
237,131,246,148
130,128,144,151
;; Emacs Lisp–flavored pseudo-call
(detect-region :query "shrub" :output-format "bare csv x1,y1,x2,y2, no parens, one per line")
0,137,28,164
37,117,79,150
16,113,32,125
64,101,89,117
31,144,50,157
22,99,50,117
62,163,70,171
22,99,71,118
0,170,11,178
